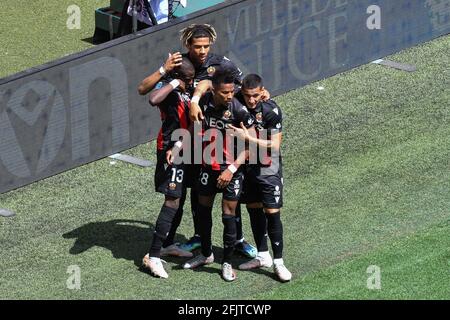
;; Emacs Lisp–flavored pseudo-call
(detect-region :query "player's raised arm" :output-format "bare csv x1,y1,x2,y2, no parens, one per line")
148,79,183,106
193,79,212,97
138,52,183,95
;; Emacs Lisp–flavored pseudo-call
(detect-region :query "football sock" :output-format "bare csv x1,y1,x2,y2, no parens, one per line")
248,207,268,252
197,203,213,257
235,204,243,241
163,192,186,248
190,188,201,237
222,214,237,264
266,211,283,259
162,206,183,248
149,205,178,258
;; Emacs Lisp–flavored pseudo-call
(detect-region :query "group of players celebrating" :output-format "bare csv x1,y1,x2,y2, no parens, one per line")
138,24,291,282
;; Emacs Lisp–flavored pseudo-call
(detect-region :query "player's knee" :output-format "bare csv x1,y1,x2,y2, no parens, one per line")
164,196,180,209
264,208,280,215
222,200,238,215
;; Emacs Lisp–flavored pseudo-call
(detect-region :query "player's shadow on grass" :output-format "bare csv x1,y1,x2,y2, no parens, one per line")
63,220,276,280
62,219,189,268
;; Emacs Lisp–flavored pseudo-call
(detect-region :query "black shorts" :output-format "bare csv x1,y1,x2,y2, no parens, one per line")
241,168,283,209
197,166,244,201
155,151,195,198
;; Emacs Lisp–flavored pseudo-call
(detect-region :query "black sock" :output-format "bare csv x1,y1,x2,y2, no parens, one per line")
235,204,243,241
197,203,213,257
222,214,237,264
163,192,186,248
190,188,201,237
248,207,268,252
162,207,182,248
266,211,283,259
149,205,178,258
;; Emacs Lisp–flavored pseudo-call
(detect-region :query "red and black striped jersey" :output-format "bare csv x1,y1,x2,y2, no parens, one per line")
199,92,254,171
156,89,190,152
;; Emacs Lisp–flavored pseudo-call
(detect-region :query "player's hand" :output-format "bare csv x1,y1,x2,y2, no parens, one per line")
166,149,174,165
229,122,249,141
190,102,204,122
163,52,183,73
261,89,271,101
166,145,181,165
177,78,187,91
217,169,233,189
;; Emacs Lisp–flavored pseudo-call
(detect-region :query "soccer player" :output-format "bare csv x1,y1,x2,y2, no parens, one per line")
142,57,196,279
138,24,256,259
138,24,242,96
229,74,292,282
181,69,256,281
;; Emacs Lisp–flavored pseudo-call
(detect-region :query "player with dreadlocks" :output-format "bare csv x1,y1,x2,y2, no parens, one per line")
138,24,257,260
138,24,242,95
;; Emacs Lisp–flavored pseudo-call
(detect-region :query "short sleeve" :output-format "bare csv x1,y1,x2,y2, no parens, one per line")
234,105,254,128
264,101,283,133
222,56,243,84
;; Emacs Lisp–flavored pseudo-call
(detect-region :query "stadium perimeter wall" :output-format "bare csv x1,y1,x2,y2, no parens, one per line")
1,0,449,193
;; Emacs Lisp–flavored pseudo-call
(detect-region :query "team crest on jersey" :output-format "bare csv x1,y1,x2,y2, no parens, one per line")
256,112,263,122
207,66,216,76
169,183,177,190
223,110,232,120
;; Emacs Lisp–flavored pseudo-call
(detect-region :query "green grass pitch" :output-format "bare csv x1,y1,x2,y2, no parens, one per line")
0,1,449,299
